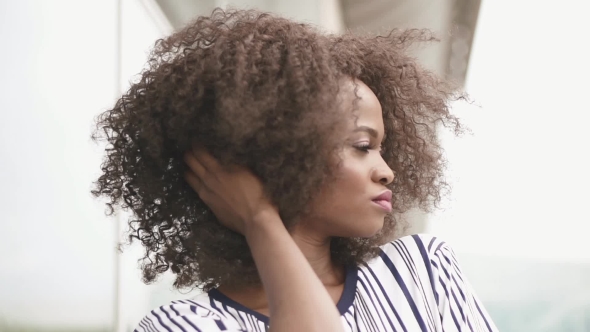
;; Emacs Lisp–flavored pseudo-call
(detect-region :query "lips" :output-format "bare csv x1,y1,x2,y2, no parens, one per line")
372,190,392,212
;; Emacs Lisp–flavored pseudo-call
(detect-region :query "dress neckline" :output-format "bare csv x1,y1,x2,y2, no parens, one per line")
208,264,359,324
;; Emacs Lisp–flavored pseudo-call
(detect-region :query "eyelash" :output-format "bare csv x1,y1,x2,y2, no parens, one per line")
355,142,383,154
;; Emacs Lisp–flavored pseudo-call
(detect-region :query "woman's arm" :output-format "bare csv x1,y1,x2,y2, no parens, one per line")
184,148,344,332
245,209,344,332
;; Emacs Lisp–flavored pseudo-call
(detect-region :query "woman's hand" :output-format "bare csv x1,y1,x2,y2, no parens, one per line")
185,146,345,332
183,146,278,234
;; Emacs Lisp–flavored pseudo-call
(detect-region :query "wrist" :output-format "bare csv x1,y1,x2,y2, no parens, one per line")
244,207,283,241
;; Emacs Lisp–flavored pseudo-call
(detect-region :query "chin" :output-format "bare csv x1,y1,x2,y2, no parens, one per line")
349,219,384,238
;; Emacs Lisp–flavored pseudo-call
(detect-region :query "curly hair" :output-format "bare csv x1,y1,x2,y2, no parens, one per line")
92,8,462,291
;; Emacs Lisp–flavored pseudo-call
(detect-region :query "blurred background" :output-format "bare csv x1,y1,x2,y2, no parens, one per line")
1,0,588,331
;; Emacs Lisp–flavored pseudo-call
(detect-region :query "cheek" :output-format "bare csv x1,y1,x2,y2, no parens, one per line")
333,161,368,192
317,163,369,211
305,170,354,214
304,174,384,237
302,155,375,224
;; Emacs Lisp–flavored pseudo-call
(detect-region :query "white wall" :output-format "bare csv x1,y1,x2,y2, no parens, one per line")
0,1,175,330
431,0,590,262
429,1,590,330
0,0,118,329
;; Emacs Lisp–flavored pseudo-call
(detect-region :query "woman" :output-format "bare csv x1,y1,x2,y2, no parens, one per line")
93,8,498,332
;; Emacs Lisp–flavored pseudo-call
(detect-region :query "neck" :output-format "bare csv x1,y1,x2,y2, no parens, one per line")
289,223,344,286
217,222,345,311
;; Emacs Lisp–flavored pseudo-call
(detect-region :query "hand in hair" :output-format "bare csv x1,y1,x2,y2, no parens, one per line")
184,146,278,235
185,146,345,332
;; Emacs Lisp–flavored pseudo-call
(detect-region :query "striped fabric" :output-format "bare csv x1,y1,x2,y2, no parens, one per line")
135,234,498,332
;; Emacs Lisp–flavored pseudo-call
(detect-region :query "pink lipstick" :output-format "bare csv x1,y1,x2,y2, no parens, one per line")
372,190,392,212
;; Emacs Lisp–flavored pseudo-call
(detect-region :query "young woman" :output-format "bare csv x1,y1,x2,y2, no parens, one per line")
93,8,498,332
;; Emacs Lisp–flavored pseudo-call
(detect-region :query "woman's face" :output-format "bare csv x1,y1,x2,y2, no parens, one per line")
299,80,395,238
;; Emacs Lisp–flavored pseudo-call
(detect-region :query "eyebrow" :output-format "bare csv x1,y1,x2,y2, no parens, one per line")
353,126,379,138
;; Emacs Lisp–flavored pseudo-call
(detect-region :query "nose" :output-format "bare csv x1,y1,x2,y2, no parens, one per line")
371,161,394,185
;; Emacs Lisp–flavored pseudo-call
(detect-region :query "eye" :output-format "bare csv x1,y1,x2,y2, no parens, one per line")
354,142,385,155
354,142,373,153
354,142,368,152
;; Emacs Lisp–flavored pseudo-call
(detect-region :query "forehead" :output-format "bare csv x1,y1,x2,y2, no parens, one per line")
340,79,383,129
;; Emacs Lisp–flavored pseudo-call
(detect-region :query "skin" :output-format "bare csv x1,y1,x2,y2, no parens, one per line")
183,79,394,331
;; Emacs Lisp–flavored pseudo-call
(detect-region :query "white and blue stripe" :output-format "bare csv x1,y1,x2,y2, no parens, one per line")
135,234,498,331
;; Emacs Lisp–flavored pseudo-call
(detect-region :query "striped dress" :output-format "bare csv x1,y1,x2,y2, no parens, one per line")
135,234,498,331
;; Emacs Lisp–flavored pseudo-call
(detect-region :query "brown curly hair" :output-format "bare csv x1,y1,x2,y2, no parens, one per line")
92,8,462,291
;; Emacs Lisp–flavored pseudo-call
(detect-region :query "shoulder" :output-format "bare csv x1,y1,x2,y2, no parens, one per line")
376,233,453,271
134,294,246,332
381,233,451,255
374,234,499,331
364,234,461,298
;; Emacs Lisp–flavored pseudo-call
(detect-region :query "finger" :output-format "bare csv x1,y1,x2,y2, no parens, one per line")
184,170,207,196
184,151,207,178
192,145,222,172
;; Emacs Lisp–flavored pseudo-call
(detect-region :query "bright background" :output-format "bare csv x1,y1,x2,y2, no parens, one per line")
431,1,590,329
0,0,588,331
